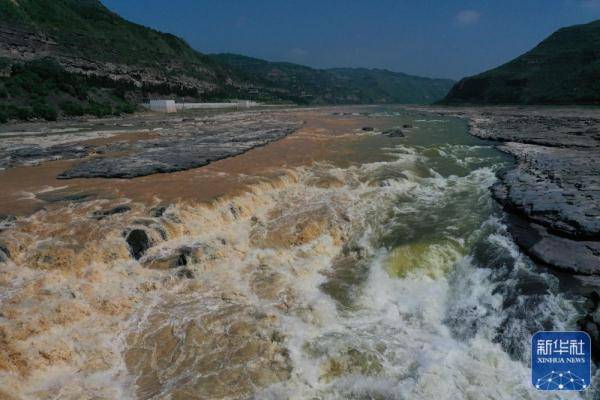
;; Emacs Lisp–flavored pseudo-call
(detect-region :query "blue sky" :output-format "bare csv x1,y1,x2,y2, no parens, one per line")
102,0,600,80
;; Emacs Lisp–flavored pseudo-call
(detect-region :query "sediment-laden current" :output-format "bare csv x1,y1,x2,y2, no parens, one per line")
0,107,597,399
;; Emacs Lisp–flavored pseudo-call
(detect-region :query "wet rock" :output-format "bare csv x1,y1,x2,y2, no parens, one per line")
143,247,191,270
37,190,92,204
1,112,301,180
503,208,600,275
428,107,600,275
176,268,195,279
229,205,240,219
577,291,600,361
126,229,151,260
57,120,301,179
131,219,168,240
382,128,404,138
0,243,9,262
361,127,374,132
402,124,413,128
0,215,16,232
7,144,90,167
91,205,131,220
149,205,167,218
493,143,600,239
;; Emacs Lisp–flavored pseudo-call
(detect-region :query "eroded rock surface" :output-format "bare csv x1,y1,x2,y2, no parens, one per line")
424,107,600,276
419,106,600,360
0,110,302,178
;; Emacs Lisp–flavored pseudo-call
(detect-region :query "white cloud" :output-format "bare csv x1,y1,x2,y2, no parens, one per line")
455,10,481,26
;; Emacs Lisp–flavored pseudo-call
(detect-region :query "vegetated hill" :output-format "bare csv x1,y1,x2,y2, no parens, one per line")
443,19,600,105
0,0,453,122
0,0,242,122
211,53,455,105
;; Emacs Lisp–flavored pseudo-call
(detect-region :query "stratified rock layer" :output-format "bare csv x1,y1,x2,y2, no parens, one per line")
428,107,600,275
421,106,600,360
0,110,302,179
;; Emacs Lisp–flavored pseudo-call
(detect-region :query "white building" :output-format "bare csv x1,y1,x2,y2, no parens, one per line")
149,100,177,113
146,99,258,113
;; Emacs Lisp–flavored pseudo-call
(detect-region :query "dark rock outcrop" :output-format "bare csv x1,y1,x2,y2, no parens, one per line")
176,268,195,279
0,243,9,262
91,205,131,220
149,206,167,218
57,117,301,179
501,213,600,276
0,215,16,233
125,229,151,260
142,247,192,270
1,144,89,171
423,105,600,361
382,128,405,138
426,106,600,275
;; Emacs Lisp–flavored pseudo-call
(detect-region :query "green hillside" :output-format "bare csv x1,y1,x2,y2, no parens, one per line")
211,54,455,105
443,19,600,105
0,0,237,121
0,0,454,122
0,0,224,73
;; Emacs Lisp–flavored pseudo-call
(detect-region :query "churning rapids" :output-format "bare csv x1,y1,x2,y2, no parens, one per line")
0,107,597,399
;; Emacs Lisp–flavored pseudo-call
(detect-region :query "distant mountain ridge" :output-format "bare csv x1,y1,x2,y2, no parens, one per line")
210,54,455,105
0,0,453,122
443,19,600,105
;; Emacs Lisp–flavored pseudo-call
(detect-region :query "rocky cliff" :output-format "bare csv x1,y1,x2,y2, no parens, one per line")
443,19,600,105
0,0,454,122
0,0,231,91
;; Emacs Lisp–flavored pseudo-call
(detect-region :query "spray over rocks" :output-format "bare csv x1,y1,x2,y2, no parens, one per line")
0,107,596,399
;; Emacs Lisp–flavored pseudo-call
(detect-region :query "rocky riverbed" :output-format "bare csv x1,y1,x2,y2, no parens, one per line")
418,105,600,360
1,106,599,399
0,110,302,179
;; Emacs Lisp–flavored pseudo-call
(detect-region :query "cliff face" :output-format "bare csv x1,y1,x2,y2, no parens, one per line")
443,19,600,105
0,0,230,92
0,0,454,122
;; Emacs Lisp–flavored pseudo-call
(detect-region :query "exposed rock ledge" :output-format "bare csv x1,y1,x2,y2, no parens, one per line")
0,110,303,179
424,107,600,276
417,106,600,359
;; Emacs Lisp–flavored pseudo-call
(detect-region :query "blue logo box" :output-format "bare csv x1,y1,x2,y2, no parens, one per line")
531,331,591,391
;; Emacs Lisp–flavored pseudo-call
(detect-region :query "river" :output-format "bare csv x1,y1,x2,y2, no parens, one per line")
0,106,596,399
124,108,594,399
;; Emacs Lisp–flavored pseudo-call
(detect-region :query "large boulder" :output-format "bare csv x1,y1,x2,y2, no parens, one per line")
125,229,151,260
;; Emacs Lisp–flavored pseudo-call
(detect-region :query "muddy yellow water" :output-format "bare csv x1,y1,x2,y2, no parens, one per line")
0,109,396,216
0,107,595,400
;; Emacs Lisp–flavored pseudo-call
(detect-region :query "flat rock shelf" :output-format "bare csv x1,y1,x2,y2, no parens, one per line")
0,110,302,179
423,106,600,276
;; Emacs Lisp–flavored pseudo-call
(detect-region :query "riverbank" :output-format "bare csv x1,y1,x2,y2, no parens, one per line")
0,106,597,399
417,105,600,361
